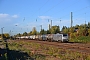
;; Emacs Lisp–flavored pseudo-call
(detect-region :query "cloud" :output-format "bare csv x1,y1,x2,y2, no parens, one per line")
12,15,18,18
0,13,19,21
0,14,9,18
38,16,52,20
0,13,10,21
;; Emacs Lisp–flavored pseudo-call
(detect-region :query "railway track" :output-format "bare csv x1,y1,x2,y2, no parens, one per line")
22,40,90,54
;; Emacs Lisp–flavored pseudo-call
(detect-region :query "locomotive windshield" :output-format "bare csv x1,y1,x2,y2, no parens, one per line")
63,34,67,36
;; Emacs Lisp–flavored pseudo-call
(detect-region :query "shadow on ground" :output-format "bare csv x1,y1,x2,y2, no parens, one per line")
66,42,85,44
0,48,35,60
0,48,7,60
9,50,34,60
4,40,35,60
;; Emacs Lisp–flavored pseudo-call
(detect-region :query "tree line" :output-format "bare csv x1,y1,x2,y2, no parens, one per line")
0,22,90,40
62,22,90,37
15,22,90,37
15,25,60,37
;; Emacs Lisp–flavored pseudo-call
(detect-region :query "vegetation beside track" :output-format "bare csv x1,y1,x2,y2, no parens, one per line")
8,40,90,60
69,36,90,43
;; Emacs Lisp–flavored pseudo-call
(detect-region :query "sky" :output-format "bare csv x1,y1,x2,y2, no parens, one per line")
0,0,90,35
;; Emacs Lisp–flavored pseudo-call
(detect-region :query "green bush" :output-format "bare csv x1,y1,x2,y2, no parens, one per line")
70,36,90,43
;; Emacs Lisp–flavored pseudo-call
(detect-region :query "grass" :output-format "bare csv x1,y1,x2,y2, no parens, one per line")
7,40,90,60
69,36,90,43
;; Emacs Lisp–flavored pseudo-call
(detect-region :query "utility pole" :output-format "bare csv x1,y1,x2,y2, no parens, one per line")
1,27,4,40
70,12,73,39
85,21,86,25
51,20,52,28
10,30,11,40
49,24,50,30
40,25,42,31
85,21,86,28
47,19,51,34
1,28,3,40
60,19,61,31
71,12,73,28
40,25,42,35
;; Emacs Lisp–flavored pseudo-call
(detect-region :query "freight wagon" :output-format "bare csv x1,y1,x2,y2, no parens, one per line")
16,33,69,42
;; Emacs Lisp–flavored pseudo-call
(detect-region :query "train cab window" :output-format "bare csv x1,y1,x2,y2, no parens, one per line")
63,34,67,36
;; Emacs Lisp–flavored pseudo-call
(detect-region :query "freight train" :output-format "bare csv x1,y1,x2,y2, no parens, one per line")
16,33,69,42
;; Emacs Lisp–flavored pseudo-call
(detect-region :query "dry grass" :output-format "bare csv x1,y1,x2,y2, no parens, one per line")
8,40,90,60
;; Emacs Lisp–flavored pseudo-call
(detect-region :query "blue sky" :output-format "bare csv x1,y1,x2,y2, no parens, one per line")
0,0,90,35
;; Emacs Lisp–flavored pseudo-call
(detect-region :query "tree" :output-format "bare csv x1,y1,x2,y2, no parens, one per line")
83,28,88,36
50,26,60,34
28,31,32,36
70,27,74,33
63,28,69,34
75,25,79,28
16,33,21,37
40,29,47,34
4,33,10,39
88,29,90,36
23,32,28,36
62,26,67,32
47,30,51,34
78,26,88,36
0,34,1,38
0,33,10,39
88,22,90,28
31,27,37,35
62,26,69,33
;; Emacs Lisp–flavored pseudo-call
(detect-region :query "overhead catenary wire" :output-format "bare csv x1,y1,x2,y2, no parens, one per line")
73,6,89,18
41,0,65,15
38,0,49,10
38,0,80,26
35,0,80,20
57,5,90,29
60,6,90,19
35,0,65,29
36,0,49,21
18,0,90,33
40,0,80,16
50,0,89,19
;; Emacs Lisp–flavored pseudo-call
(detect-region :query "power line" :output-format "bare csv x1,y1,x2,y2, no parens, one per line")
31,0,50,22
60,6,90,19
41,0,80,16
74,6,90,13
41,0,65,15
39,0,49,10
